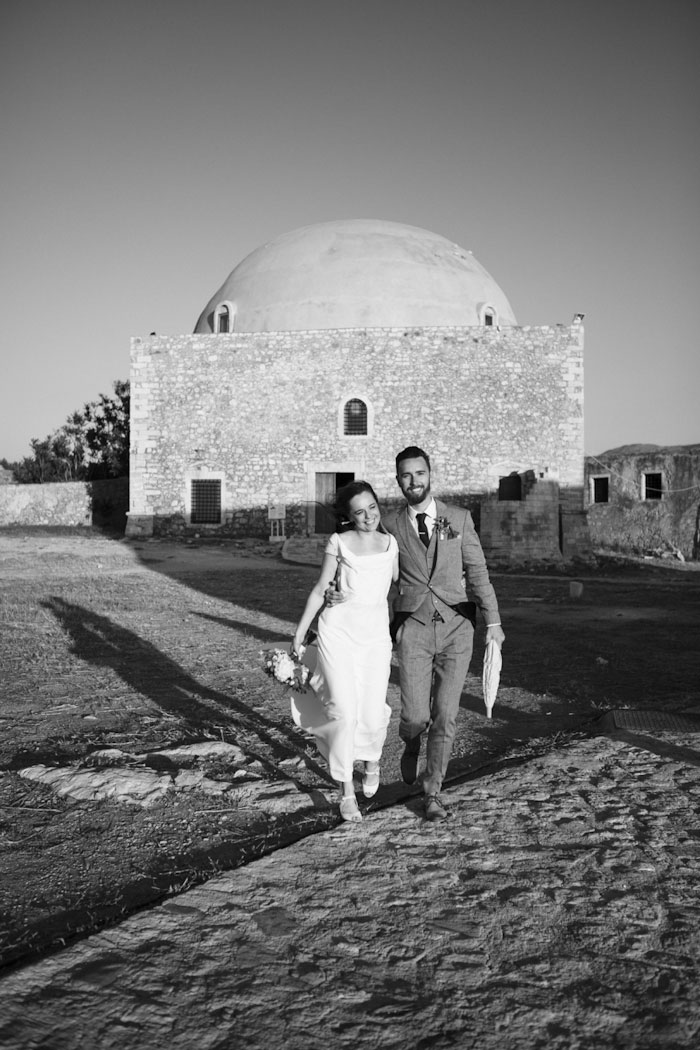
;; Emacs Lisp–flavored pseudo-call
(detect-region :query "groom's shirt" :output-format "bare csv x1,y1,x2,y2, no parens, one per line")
407,497,437,541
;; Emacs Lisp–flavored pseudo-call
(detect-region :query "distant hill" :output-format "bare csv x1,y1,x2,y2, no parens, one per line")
594,443,700,457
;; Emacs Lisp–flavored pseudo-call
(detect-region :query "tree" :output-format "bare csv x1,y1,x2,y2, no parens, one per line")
7,381,130,483
0,457,21,478
81,380,130,479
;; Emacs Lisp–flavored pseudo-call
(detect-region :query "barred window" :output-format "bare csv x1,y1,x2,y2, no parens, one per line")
343,399,368,436
191,479,222,523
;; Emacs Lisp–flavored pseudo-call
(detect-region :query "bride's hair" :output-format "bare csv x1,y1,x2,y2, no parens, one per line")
334,480,380,532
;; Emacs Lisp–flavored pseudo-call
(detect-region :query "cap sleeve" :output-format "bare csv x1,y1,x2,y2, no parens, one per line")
324,533,340,558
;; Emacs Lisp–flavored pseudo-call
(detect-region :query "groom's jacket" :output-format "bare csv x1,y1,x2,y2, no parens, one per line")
382,500,500,628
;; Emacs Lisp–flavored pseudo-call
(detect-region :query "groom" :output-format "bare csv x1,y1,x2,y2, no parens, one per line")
382,446,505,821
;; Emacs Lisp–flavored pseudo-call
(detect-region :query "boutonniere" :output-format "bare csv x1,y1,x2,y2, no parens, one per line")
436,516,460,541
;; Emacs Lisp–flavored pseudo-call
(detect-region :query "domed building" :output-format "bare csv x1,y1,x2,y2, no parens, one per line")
194,219,517,333
128,220,587,563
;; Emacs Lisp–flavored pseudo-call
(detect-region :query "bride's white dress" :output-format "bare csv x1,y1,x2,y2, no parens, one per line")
291,532,397,782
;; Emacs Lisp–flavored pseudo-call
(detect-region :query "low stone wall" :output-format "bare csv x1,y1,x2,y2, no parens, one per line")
588,501,698,560
0,478,128,531
480,481,563,565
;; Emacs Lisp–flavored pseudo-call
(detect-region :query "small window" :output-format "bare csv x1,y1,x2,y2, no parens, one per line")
343,399,368,436
592,476,609,504
479,302,498,326
643,472,663,500
213,302,235,334
484,311,494,326
191,479,222,523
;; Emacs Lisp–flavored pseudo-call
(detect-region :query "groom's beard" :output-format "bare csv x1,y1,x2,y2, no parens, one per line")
405,483,431,506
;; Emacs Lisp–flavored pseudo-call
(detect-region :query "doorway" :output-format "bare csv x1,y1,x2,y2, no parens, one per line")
314,471,355,533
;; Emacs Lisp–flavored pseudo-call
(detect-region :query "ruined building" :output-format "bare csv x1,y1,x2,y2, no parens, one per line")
586,444,700,560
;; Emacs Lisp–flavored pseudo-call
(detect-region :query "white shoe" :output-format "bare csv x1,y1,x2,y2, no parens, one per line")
339,795,362,822
362,766,380,798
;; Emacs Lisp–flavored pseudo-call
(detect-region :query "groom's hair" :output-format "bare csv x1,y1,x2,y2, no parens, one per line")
395,446,431,473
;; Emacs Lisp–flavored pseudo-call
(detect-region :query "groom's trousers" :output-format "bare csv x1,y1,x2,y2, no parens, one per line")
396,603,473,796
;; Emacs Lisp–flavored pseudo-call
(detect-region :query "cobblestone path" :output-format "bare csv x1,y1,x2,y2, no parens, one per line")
1,734,699,1050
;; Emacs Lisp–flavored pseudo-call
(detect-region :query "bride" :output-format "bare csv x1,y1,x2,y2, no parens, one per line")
291,481,399,822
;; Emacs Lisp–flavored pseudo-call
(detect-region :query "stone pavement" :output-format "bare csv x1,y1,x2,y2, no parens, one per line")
1,730,700,1050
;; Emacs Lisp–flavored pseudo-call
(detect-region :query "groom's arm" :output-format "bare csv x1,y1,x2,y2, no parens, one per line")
459,509,503,640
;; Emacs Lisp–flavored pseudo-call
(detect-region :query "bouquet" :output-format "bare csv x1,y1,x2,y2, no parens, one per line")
261,648,311,692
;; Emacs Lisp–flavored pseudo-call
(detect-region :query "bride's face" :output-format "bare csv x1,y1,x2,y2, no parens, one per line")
348,492,381,532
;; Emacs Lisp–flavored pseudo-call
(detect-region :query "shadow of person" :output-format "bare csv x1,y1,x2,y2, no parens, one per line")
458,690,489,716
193,612,286,644
42,596,331,782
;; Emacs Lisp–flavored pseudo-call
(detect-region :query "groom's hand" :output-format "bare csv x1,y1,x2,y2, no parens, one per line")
324,585,346,606
485,624,505,648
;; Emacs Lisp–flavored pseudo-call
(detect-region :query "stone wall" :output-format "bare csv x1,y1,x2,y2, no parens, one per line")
0,478,128,531
480,480,563,565
585,446,700,560
129,324,584,554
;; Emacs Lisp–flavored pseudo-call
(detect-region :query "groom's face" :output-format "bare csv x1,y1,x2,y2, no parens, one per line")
396,456,431,506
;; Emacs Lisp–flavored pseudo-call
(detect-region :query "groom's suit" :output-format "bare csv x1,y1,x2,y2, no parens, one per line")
383,499,500,796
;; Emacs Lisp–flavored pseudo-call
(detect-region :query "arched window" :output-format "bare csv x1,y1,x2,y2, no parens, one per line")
213,302,235,333
343,398,368,436
478,302,498,327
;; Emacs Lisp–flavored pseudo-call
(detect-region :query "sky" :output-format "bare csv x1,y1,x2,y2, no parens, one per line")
1,0,698,461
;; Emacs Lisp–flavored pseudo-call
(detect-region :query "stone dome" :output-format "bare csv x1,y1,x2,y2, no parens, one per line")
194,219,517,333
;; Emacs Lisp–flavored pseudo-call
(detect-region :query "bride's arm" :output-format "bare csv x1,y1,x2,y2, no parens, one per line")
292,552,338,655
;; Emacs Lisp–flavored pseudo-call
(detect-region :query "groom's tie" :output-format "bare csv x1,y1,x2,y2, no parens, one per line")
416,512,430,548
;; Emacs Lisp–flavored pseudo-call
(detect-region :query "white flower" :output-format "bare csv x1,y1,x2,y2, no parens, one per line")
274,652,296,680
261,648,310,691
436,516,460,541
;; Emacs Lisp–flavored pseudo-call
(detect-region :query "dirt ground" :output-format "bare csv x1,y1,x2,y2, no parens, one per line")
1,527,699,974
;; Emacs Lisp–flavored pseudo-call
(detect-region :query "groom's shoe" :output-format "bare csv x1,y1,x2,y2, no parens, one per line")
425,794,448,822
400,742,420,784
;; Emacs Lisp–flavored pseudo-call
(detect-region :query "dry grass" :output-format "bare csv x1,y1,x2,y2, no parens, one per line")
1,531,699,969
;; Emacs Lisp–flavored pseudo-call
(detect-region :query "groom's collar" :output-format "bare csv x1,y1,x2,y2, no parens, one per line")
407,497,437,523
